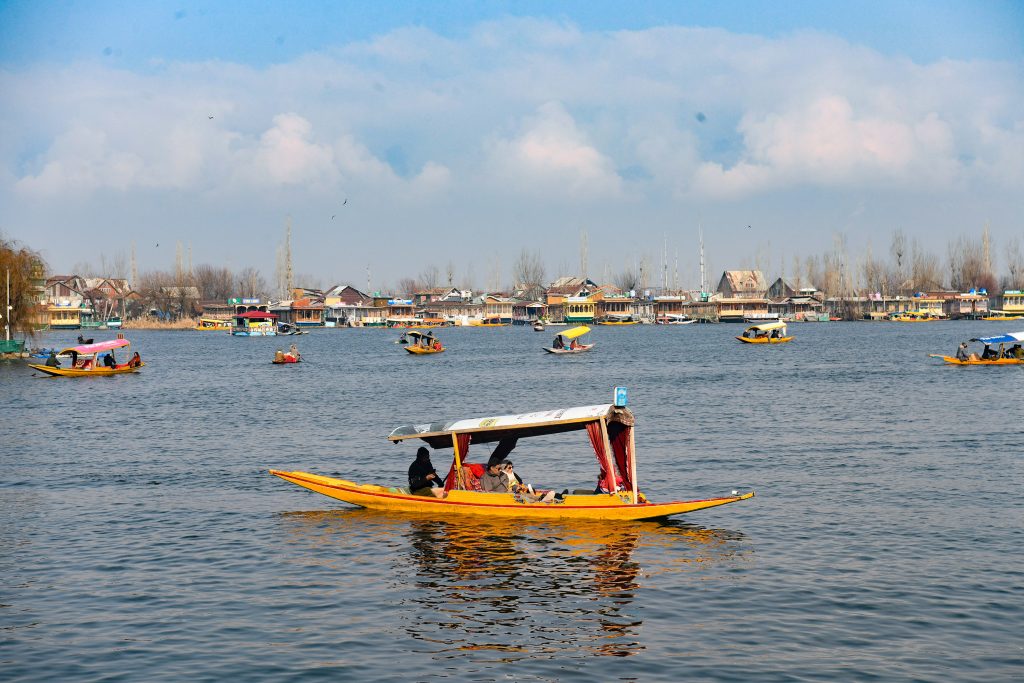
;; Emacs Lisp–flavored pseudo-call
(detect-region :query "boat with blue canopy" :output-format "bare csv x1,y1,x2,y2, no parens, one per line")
930,330,1024,365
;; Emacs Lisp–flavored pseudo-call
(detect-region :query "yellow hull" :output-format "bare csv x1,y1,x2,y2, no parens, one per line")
28,362,145,377
736,336,793,344
405,345,445,354
929,355,1024,366
598,321,638,326
270,470,753,521
471,323,508,327
982,316,1024,321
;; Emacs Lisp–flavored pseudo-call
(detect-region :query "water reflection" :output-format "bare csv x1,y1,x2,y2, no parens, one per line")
277,510,748,663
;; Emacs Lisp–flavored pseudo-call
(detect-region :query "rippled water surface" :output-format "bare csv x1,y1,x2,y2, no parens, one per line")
2,323,1023,681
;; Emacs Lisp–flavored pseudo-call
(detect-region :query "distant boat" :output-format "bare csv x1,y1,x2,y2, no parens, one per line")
545,325,594,354
737,321,793,344
533,321,545,332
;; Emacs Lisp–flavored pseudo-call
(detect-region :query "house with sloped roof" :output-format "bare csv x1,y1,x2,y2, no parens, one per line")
716,270,770,322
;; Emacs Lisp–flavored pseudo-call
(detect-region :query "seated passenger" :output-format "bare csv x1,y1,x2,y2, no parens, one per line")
480,460,511,492
128,352,142,368
501,461,556,503
955,342,969,361
408,447,444,498
1011,344,1024,359
552,336,564,350
103,353,117,368
981,345,998,360
275,349,286,362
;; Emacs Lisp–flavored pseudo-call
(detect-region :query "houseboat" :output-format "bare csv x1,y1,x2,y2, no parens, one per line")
232,311,278,336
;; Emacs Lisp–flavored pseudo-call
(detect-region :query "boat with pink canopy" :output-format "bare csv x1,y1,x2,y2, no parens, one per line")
28,337,144,377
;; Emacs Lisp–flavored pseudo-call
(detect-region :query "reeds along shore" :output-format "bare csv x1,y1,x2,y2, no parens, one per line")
120,317,199,330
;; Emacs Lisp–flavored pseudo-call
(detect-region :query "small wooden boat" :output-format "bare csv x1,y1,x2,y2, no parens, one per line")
598,315,638,326
270,401,754,521
404,330,445,354
28,338,143,376
656,315,695,325
545,325,593,354
473,316,508,327
272,352,301,364
930,331,1024,365
533,322,545,332
737,321,793,344
194,317,232,331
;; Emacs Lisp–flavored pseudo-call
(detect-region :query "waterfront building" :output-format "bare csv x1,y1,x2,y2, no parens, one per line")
992,290,1024,318
767,279,826,321
715,271,770,322
512,300,546,324
482,294,515,324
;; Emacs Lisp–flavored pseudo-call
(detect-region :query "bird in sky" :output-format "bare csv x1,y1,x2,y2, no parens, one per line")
156,243,159,247
343,198,348,205
747,225,752,229
331,215,336,220
208,115,214,120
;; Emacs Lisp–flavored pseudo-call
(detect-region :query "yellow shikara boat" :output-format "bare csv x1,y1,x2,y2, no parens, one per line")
404,330,445,354
271,401,754,521
929,330,1024,365
544,325,594,354
193,317,232,331
737,321,793,344
471,316,508,327
28,338,144,377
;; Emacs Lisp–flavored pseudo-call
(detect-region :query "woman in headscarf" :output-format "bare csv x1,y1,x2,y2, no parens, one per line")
408,447,444,497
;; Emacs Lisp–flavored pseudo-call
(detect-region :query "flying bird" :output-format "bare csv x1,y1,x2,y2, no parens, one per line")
156,243,159,247
331,215,336,220
342,198,348,205
208,115,214,120
695,112,707,123
747,225,752,229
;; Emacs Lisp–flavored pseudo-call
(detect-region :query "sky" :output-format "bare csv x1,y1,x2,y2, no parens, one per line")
1,0,1022,291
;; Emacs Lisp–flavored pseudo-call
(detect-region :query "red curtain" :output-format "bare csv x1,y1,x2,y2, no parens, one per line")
444,433,472,492
585,422,616,492
609,424,633,491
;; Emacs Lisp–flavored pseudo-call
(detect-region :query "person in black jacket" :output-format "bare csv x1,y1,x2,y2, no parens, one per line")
408,447,444,497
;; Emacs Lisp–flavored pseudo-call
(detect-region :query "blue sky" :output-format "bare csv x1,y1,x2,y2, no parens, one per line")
1,1,1022,289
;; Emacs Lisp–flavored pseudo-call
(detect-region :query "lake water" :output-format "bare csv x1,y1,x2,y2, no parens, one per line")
2,322,1022,681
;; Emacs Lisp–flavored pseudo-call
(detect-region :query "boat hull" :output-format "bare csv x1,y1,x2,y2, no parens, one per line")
544,344,594,354
28,362,145,377
405,345,445,354
269,470,753,521
736,336,793,344
930,355,1024,366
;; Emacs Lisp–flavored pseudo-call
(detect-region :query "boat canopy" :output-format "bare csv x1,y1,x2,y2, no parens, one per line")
970,330,1024,344
389,403,631,449
745,321,787,332
391,403,637,496
405,331,436,340
558,325,591,340
59,339,131,355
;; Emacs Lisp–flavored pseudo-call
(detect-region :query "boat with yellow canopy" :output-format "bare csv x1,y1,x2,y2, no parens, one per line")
28,338,143,376
472,316,508,327
929,330,1024,365
270,398,753,520
404,330,445,354
737,321,793,343
193,317,232,331
545,325,593,354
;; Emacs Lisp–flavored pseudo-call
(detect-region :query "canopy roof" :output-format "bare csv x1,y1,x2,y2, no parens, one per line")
235,311,278,319
59,339,131,355
745,321,787,332
558,325,591,340
971,330,1024,344
405,331,437,339
389,403,631,449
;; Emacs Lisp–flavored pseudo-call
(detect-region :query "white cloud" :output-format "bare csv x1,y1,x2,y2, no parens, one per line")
485,101,622,198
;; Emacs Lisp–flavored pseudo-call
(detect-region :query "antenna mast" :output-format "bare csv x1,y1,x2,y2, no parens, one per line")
285,217,293,295
699,223,706,294
580,229,588,282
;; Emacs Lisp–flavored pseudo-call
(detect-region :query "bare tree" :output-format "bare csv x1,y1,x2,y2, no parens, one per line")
890,229,907,294
397,278,419,297
911,239,942,291
1004,237,1024,291
612,261,639,293
512,249,546,299
0,235,47,338
419,265,441,291
194,264,235,301
236,267,267,299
